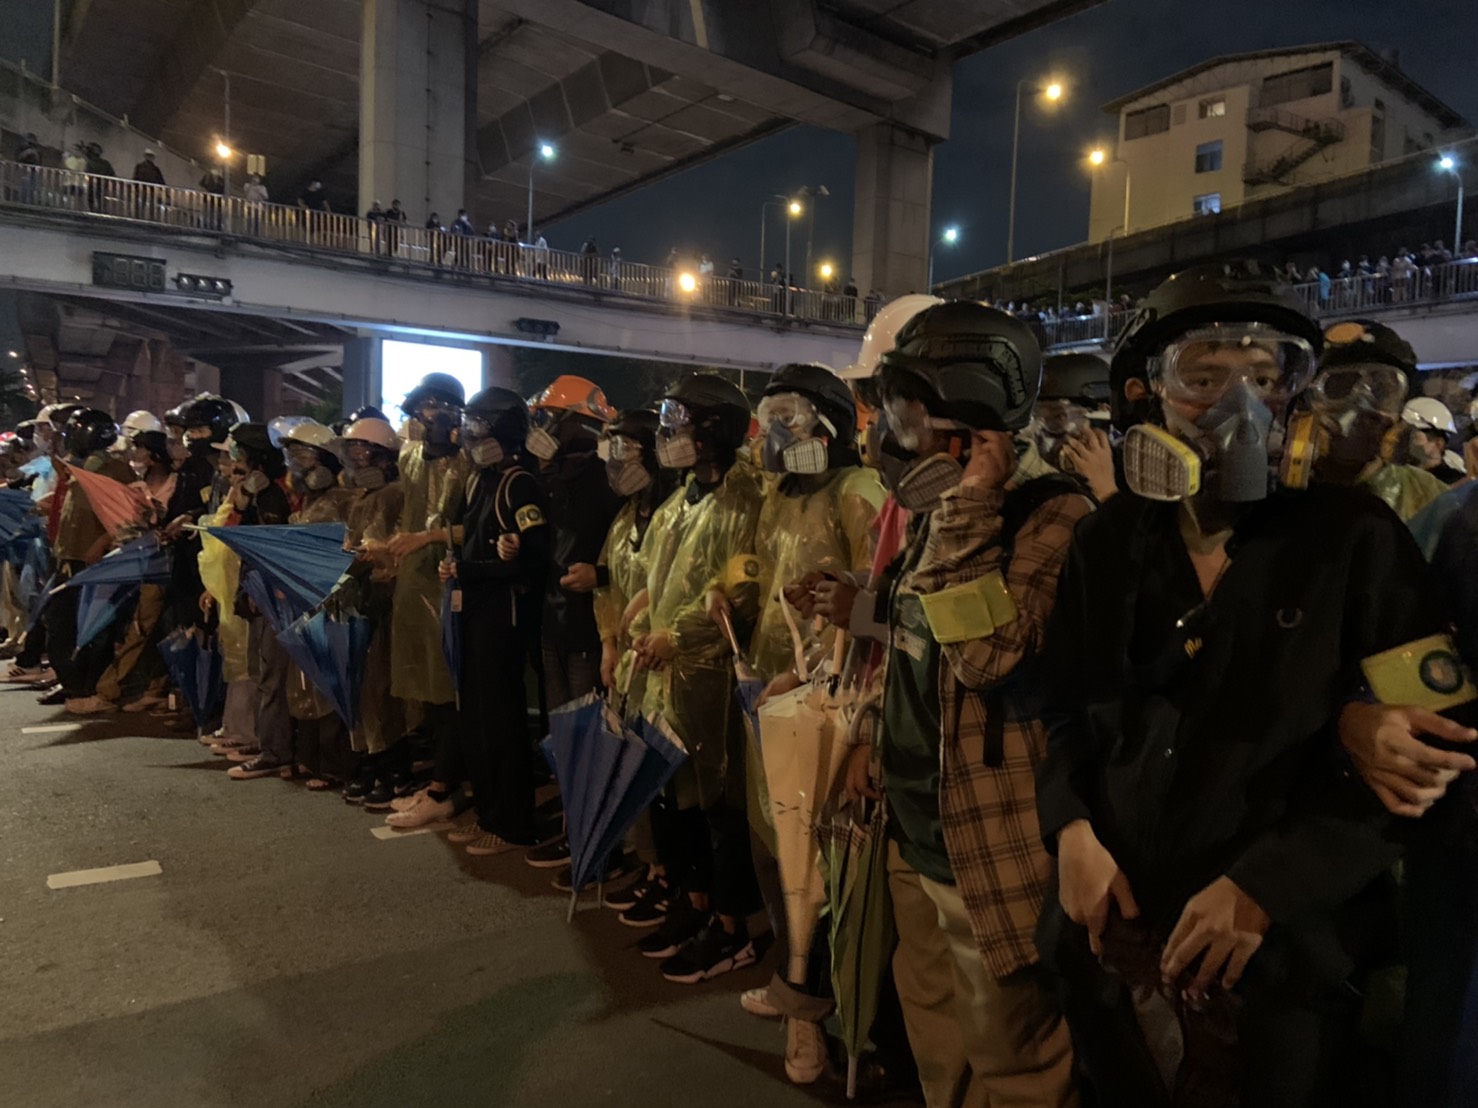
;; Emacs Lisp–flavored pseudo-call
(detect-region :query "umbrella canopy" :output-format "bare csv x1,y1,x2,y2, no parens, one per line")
158,627,225,729
276,609,372,729
65,534,171,590
63,463,151,537
819,799,895,1100
441,576,461,696
26,570,56,634
75,581,139,650
0,487,40,546
206,523,353,626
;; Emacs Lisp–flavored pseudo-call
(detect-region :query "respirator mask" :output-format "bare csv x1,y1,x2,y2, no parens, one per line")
757,392,832,475
605,434,652,496
656,399,700,470
1280,361,1410,488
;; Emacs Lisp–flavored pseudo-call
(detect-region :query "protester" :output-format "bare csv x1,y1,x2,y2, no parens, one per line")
1403,397,1465,484
132,148,165,186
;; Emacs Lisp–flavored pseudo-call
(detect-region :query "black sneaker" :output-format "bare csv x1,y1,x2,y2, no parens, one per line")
362,781,397,811
550,852,639,893
604,868,656,912
618,877,674,928
660,920,756,984
525,837,570,870
638,897,705,959
342,774,374,805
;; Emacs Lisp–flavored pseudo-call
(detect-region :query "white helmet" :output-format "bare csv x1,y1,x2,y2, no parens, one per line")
277,417,337,451
341,417,399,452
111,409,164,451
1402,397,1457,435
840,293,944,380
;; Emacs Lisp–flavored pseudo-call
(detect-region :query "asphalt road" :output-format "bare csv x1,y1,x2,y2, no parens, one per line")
0,684,915,1108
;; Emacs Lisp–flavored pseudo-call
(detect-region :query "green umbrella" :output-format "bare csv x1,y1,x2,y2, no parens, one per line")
818,795,895,1099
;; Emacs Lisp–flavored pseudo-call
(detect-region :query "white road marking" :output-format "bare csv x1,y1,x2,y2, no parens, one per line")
47,860,163,890
22,723,86,734
370,822,454,840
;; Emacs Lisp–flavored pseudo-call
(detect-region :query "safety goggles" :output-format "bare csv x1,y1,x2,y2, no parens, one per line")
658,399,694,435
1152,324,1316,408
284,443,320,468
343,439,377,464
606,434,643,462
1030,399,1093,439
756,392,835,436
461,414,493,440
1307,363,1408,416
416,399,460,423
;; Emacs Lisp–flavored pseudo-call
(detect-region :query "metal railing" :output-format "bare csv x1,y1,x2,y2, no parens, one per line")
0,159,866,328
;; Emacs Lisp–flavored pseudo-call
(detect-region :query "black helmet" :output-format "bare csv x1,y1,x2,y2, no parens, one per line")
227,422,285,476
663,373,751,452
404,372,465,412
179,395,237,443
62,408,118,457
878,301,1042,432
1111,261,1322,429
607,408,660,456
465,387,529,447
133,430,171,466
46,403,85,430
1321,319,1418,390
764,363,858,447
348,404,388,423
164,403,188,429
1040,353,1111,406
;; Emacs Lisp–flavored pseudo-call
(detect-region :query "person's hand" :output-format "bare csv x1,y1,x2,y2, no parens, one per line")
961,429,1016,491
705,588,731,625
1060,428,1118,502
437,557,456,583
842,744,881,803
162,515,188,542
783,572,827,620
600,639,620,690
198,590,215,617
385,531,430,561
1465,436,1478,481
758,670,801,708
1339,701,1477,817
812,578,859,629
622,590,650,636
497,533,520,561
632,630,676,672
560,562,598,592
1161,876,1271,1001
1057,819,1140,958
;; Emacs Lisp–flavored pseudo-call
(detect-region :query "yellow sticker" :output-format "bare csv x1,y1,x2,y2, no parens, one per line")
515,504,545,532
724,554,761,589
918,571,1018,644
1361,634,1478,712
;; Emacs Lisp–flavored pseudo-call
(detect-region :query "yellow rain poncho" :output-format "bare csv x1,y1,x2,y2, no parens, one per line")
640,453,765,809
594,497,654,705
286,488,358,720
390,443,470,705
345,479,406,753
197,500,250,682
1364,462,1448,522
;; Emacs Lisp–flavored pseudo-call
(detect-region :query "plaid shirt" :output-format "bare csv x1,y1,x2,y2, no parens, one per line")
903,479,1093,979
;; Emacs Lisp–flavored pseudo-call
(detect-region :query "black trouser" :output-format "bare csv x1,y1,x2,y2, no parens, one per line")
47,561,113,696
705,797,762,920
293,713,359,782
17,619,45,667
651,797,713,893
459,594,536,843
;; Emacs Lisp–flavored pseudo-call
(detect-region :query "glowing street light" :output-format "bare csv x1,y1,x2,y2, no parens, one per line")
1007,76,1067,263
1437,153,1465,257
929,225,962,287
539,142,556,160
788,199,803,217
818,262,835,281
526,140,557,242
1088,146,1134,319
215,141,233,161
1088,147,1106,167
942,226,959,244
677,271,698,294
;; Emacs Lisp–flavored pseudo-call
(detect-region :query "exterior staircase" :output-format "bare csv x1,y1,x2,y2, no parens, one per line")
1243,106,1345,186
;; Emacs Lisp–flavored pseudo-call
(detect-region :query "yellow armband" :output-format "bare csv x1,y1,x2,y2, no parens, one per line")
724,554,761,589
514,504,545,532
918,571,1018,644
1361,634,1478,712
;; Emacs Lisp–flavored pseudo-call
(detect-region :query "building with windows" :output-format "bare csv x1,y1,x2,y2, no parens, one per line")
1087,42,1468,243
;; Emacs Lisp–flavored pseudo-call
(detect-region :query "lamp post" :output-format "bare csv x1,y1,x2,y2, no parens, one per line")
1089,147,1133,316
1439,154,1465,257
527,142,555,242
214,68,233,203
785,197,802,315
1007,77,1063,264
928,225,960,288
798,184,829,288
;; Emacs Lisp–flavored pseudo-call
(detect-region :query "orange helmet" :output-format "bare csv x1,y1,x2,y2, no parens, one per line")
528,375,615,423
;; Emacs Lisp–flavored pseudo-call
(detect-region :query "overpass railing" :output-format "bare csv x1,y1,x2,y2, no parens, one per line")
0,159,866,328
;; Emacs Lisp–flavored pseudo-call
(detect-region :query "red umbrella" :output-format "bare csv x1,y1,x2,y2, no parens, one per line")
63,463,150,537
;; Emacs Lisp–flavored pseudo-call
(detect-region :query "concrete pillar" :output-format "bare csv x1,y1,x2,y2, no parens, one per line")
484,343,516,389
359,0,478,225
218,366,282,422
851,123,934,299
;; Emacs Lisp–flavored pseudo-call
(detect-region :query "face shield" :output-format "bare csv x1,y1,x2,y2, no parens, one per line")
757,392,833,475
461,412,504,468
1124,324,1315,503
656,399,699,470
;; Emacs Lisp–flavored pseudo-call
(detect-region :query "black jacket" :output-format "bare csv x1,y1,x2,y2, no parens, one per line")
457,463,550,625
541,454,623,651
1037,486,1444,973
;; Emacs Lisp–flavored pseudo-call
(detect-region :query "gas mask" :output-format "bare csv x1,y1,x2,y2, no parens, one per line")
300,465,335,492
526,424,560,462
468,438,504,468
876,389,975,512
187,431,217,459
656,400,703,470
242,470,270,495
351,465,387,491
1122,324,1314,503
757,392,833,475
1027,399,1093,471
1280,362,1411,488
417,400,461,453
605,434,652,496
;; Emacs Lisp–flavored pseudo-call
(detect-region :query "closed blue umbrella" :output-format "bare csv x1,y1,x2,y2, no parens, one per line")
205,523,353,625
276,609,373,729
26,570,56,634
158,627,225,729
0,487,39,545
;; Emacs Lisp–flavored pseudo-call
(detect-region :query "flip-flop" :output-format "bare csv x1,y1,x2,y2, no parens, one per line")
305,777,339,792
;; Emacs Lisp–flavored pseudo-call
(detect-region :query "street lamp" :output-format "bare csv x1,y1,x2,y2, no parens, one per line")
1438,154,1465,254
527,141,556,242
929,225,961,287
818,262,834,283
1088,146,1133,313
759,194,806,314
677,271,698,295
215,141,233,161
1007,76,1066,263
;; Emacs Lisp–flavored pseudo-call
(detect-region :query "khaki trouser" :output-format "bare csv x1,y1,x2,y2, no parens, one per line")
888,842,1078,1108
96,583,166,704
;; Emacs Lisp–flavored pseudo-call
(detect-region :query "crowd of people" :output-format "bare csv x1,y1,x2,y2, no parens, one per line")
4,261,1478,1106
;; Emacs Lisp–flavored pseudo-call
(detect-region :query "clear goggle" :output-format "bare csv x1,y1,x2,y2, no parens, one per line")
1307,362,1408,416
756,392,834,436
343,439,377,463
879,391,967,455
461,414,493,440
1153,324,1316,408
285,443,320,467
658,399,694,435
416,399,460,422
1030,399,1092,439
606,434,642,462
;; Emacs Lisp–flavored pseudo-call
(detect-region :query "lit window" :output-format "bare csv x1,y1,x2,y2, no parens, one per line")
1194,140,1224,173
1198,98,1226,119
1193,193,1222,216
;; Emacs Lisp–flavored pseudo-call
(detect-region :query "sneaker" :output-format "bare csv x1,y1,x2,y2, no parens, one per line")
740,986,782,1019
465,831,520,857
784,1018,827,1085
385,793,454,828
524,836,570,869
619,878,675,928
225,747,261,763
605,868,657,912
342,775,374,804
5,664,48,683
122,694,167,713
551,852,639,893
638,897,706,959
65,695,116,715
446,813,482,843
659,920,757,984
362,781,398,811
227,756,289,780
37,685,68,706
390,787,430,812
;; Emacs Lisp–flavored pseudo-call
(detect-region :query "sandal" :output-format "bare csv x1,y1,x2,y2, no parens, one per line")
305,776,340,792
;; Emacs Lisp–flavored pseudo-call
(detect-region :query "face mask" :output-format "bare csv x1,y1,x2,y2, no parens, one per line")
468,438,504,468
1125,380,1274,503
188,436,216,458
421,410,459,448
351,466,387,491
301,465,334,492
894,453,966,513
242,470,270,495
596,437,612,461
167,439,189,463
607,457,652,497
761,422,829,475
526,426,560,461
656,430,698,470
